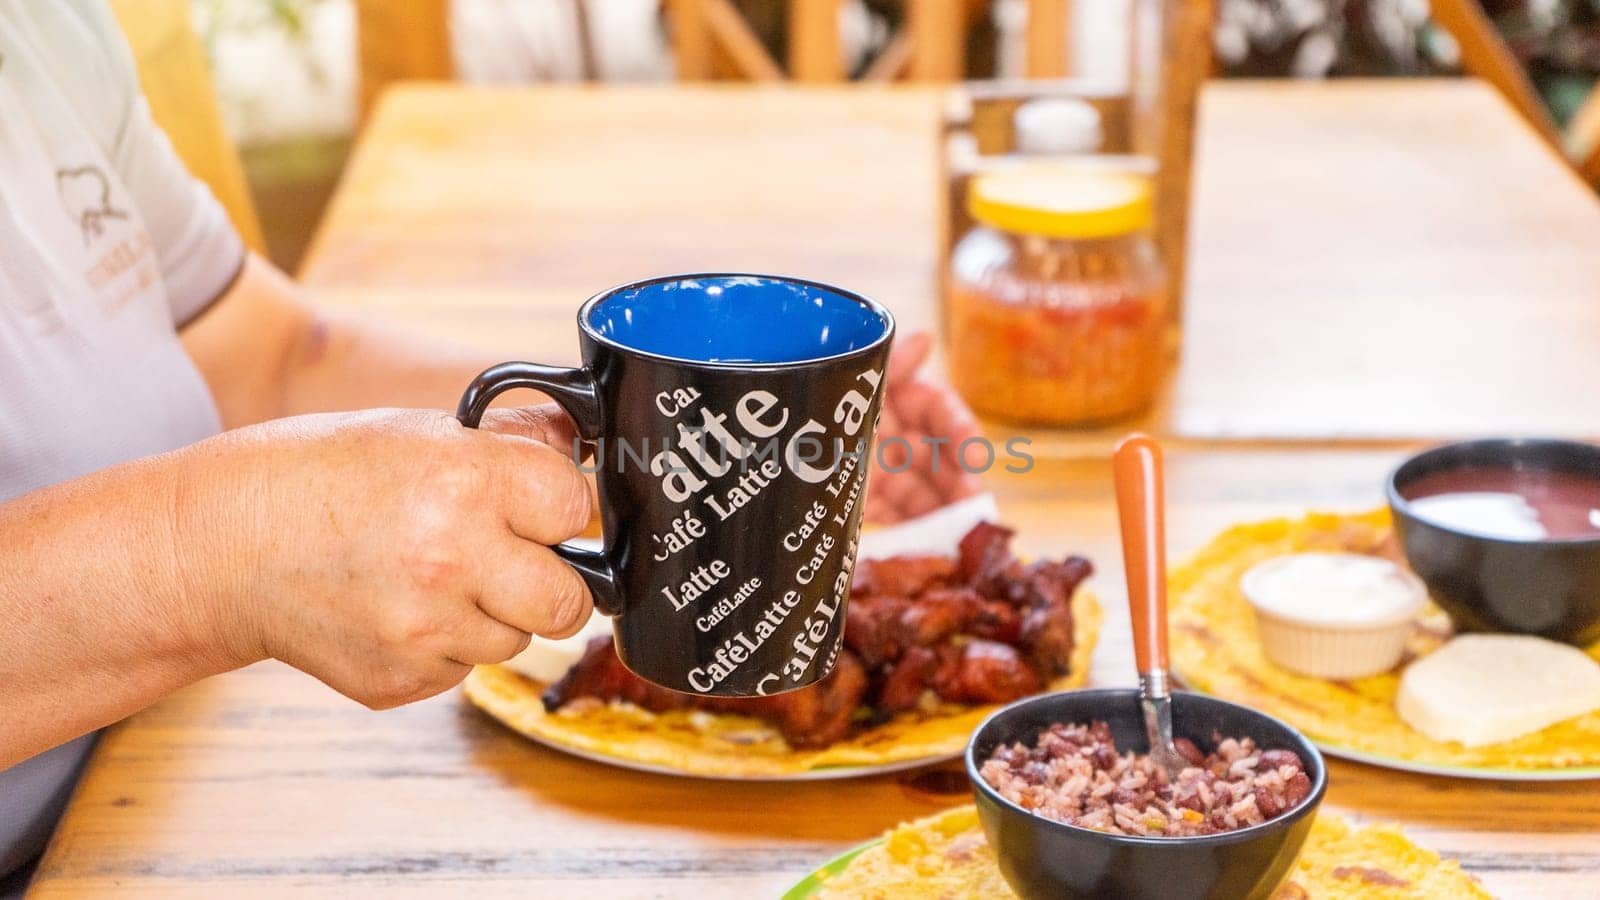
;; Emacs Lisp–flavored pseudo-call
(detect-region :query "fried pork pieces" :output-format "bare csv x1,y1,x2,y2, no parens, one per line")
980,722,1314,836
541,523,1092,747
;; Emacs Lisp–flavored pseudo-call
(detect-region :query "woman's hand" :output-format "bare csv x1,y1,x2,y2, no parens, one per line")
180,405,594,710
864,332,985,523
0,403,593,766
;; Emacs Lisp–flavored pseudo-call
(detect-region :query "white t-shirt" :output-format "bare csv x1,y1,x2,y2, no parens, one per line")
0,0,244,880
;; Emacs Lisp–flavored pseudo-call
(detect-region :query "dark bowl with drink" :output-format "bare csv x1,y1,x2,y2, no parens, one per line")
1388,438,1600,646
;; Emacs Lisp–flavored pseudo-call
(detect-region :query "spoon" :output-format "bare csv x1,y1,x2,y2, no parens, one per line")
1113,432,1187,779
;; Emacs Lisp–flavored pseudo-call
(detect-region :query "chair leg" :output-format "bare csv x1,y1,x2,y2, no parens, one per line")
1568,87,1600,185
1429,0,1564,154
789,0,846,82
701,0,784,80
1025,0,1070,79
666,0,716,79
906,0,966,82
573,0,598,81
863,31,913,82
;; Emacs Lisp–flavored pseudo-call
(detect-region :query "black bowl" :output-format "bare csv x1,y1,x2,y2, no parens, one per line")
1387,438,1600,646
966,689,1326,900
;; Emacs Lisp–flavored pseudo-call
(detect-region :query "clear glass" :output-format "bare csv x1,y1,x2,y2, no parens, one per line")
946,225,1167,425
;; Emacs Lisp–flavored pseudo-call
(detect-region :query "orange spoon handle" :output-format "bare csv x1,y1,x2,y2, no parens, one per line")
1113,433,1169,676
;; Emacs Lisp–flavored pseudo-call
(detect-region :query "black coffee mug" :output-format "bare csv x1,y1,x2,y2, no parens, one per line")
456,274,894,696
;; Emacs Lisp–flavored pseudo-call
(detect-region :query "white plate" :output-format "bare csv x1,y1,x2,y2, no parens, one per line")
1313,743,1600,782
1172,676,1600,782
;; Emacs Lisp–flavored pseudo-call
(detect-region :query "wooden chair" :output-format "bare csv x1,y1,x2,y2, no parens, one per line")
351,1,1077,92
667,0,990,83
1023,0,1071,78
1429,0,1600,183
1146,0,1213,309
353,0,615,118
353,0,454,120
107,0,266,252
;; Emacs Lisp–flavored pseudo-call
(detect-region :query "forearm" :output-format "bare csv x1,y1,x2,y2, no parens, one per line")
0,446,255,768
182,255,525,428
276,305,506,418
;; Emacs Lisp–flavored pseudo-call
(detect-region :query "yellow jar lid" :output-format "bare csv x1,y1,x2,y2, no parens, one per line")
968,168,1154,239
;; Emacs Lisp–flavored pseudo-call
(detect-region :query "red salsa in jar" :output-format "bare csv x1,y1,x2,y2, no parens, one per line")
947,168,1167,425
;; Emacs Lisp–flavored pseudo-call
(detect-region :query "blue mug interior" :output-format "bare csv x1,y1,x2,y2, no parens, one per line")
584,275,889,364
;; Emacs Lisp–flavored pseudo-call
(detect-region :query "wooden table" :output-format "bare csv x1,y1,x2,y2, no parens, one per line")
1178,80,1600,441
292,79,1600,446
31,81,1600,898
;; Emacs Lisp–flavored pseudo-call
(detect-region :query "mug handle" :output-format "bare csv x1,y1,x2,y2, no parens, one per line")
455,362,623,616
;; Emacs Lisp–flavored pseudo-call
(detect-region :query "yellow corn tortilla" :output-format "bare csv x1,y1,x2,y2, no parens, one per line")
808,804,1489,899
464,589,1101,778
1170,509,1600,772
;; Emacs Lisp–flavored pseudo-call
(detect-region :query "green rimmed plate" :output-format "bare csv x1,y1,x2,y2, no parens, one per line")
781,843,875,900
781,806,1494,898
1281,737,1600,781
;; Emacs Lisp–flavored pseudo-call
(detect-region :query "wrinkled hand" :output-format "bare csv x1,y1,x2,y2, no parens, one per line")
186,405,593,710
864,332,984,524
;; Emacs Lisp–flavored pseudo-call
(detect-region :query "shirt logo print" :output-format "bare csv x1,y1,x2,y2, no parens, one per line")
56,165,127,246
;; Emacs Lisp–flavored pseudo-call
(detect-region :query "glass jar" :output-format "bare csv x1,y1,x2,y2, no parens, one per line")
946,168,1167,425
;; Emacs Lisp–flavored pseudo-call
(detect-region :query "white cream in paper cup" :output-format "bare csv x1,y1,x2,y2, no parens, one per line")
1240,552,1426,680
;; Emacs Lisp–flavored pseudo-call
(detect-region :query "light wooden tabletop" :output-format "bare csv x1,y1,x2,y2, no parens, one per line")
30,81,1600,898
294,79,1600,446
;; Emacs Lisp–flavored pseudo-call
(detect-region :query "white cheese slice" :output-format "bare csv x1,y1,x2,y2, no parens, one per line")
1396,634,1600,747
500,609,613,683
